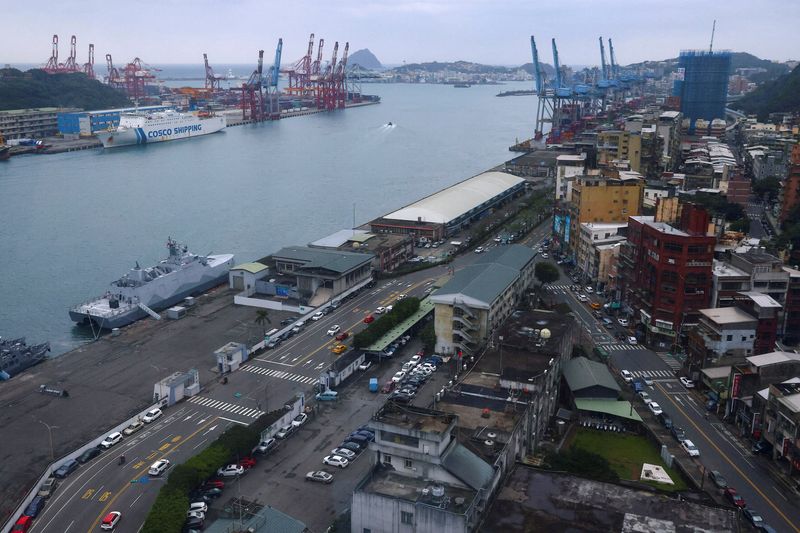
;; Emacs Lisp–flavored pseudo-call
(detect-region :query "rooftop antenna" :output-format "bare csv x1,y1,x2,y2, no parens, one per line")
709,19,716,53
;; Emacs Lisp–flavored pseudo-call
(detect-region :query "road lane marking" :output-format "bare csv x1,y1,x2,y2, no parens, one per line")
64,521,74,532
132,460,145,469
130,493,142,508
81,489,95,500
655,383,800,533
98,491,111,502
193,438,208,450
87,417,220,532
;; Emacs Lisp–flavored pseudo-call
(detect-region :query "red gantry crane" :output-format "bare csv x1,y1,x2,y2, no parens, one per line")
241,49,265,121
43,35,59,72
105,54,122,88
122,57,156,101
83,44,95,79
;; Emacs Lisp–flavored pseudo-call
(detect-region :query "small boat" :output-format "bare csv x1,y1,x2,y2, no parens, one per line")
387,122,393,126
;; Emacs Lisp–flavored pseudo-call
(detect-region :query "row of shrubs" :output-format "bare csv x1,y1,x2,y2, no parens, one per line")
141,409,281,532
353,297,421,349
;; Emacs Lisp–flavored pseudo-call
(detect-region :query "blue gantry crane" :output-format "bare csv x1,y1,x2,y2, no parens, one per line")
265,38,282,119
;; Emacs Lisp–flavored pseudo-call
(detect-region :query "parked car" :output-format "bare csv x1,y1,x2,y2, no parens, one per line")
375,306,386,314
199,480,225,490
323,455,349,468
37,477,58,498
52,459,79,478
238,456,257,470
392,371,406,383
142,407,162,423
638,391,651,404
311,311,324,321
254,438,277,455
292,413,309,428
331,447,357,459
216,464,245,477
657,412,673,429
77,446,102,464
709,470,728,489
410,354,422,365
306,470,334,484
648,402,663,416
620,369,633,383
752,440,773,455
642,375,654,386
100,431,123,449
327,325,341,335
381,380,396,393
190,502,209,514
12,516,32,533
316,390,339,401
276,425,294,439
724,487,746,508
679,377,695,388
681,439,700,457
338,441,363,454
617,318,629,327
123,420,145,436
627,336,638,345
358,360,372,371
671,426,686,442
743,508,765,527
148,459,170,476
363,315,375,324
335,332,350,341
23,496,46,518
100,511,122,531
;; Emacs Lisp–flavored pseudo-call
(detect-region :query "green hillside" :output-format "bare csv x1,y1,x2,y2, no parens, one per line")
732,65,800,120
0,68,130,111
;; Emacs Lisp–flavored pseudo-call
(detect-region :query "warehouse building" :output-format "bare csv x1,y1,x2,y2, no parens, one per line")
0,107,81,139
369,171,526,240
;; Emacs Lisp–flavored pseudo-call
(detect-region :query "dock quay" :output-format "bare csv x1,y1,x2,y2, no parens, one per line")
0,284,282,522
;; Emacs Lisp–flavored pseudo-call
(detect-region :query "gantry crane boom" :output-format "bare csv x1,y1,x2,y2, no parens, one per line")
599,37,608,81
530,36,545,94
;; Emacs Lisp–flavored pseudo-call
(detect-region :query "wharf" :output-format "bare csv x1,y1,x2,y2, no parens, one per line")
0,285,267,523
224,99,379,127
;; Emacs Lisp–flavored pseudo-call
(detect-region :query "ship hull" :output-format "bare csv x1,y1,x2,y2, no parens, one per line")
69,271,229,330
97,116,225,148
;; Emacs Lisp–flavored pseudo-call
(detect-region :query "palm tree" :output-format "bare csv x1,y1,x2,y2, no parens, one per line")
255,309,272,339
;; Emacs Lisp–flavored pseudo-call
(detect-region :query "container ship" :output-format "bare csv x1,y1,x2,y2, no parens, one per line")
69,237,234,330
96,109,226,148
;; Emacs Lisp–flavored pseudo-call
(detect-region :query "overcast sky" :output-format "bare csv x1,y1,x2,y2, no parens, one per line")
3,0,798,67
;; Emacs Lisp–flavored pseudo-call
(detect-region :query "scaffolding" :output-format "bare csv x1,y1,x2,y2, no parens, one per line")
677,50,731,131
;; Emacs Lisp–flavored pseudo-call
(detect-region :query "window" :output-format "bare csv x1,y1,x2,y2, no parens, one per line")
405,459,413,469
383,454,392,465
726,335,733,341
742,336,747,342
401,511,414,525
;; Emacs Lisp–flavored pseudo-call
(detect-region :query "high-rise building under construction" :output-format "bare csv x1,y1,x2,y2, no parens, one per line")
675,50,731,131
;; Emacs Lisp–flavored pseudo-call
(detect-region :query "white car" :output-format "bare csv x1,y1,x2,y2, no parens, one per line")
292,413,308,428
358,360,372,371
628,336,638,345
648,402,663,416
323,455,349,468
541,253,548,258
123,420,144,436
294,320,306,329
327,325,341,336
331,447,357,459
305,470,334,484
385,305,393,312
311,312,324,321
617,318,629,327
681,439,700,457
402,362,415,372
217,464,245,477
276,425,294,439
391,371,406,383
577,294,589,302
142,408,162,423
190,502,208,513
100,432,123,449
187,510,205,521
679,377,695,388
397,294,407,301
410,355,422,365
638,391,651,404
375,306,386,314
585,286,593,293
642,375,654,386
148,459,170,476
620,369,633,383
474,247,484,253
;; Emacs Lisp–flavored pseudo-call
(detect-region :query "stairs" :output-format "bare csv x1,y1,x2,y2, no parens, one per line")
138,302,162,320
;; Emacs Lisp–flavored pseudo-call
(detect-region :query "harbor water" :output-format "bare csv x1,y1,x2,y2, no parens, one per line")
0,82,538,355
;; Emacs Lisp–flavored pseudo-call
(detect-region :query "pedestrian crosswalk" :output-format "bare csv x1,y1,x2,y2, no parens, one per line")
657,352,683,371
547,284,573,291
242,364,319,385
188,396,265,418
601,343,640,352
628,369,675,379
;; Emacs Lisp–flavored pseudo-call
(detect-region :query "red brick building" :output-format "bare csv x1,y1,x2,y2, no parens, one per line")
620,202,716,350
780,144,800,224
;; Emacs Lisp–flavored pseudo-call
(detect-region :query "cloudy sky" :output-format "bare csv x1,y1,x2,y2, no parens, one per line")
3,0,797,67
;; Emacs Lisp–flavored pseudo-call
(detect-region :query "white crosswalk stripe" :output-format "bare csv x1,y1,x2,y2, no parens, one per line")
631,369,674,379
658,353,683,371
604,343,640,351
188,396,265,418
242,364,319,385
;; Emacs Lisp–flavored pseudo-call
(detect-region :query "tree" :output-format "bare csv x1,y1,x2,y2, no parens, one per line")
420,322,436,352
535,261,560,286
752,176,781,202
254,309,271,338
729,218,751,233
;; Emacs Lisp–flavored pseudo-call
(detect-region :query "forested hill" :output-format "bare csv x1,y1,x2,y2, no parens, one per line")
732,65,800,120
0,68,130,111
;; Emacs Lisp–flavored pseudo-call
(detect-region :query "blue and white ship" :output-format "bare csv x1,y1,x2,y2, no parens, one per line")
69,238,234,330
96,109,225,148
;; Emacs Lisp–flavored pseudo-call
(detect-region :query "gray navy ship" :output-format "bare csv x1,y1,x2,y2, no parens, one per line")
69,237,234,330
0,337,50,380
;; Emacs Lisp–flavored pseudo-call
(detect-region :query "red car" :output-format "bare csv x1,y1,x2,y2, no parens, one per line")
380,380,396,394
724,488,746,508
201,480,225,490
335,332,350,341
363,315,375,324
12,516,32,533
238,456,257,469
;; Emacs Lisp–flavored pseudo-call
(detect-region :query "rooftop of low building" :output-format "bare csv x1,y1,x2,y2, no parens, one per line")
372,402,456,435
698,307,757,325
356,467,477,515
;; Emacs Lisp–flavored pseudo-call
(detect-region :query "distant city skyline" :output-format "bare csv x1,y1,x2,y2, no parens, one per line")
2,0,798,68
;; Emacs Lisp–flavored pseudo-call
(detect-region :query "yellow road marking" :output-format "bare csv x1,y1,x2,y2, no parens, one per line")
87,417,219,532
132,460,145,470
98,491,111,502
81,489,94,500
158,443,170,452
145,451,158,460
656,383,800,533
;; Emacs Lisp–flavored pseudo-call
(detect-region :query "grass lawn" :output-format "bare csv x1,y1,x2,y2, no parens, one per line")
570,428,688,491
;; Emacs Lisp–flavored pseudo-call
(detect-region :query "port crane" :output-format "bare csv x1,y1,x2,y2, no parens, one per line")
241,49,265,121
105,54,122,89
62,36,79,72
265,38,283,119
530,36,553,141
43,35,59,72
203,53,224,90
83,44,95,79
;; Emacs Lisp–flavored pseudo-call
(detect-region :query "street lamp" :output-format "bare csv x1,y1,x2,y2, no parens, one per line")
37,420,59,461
